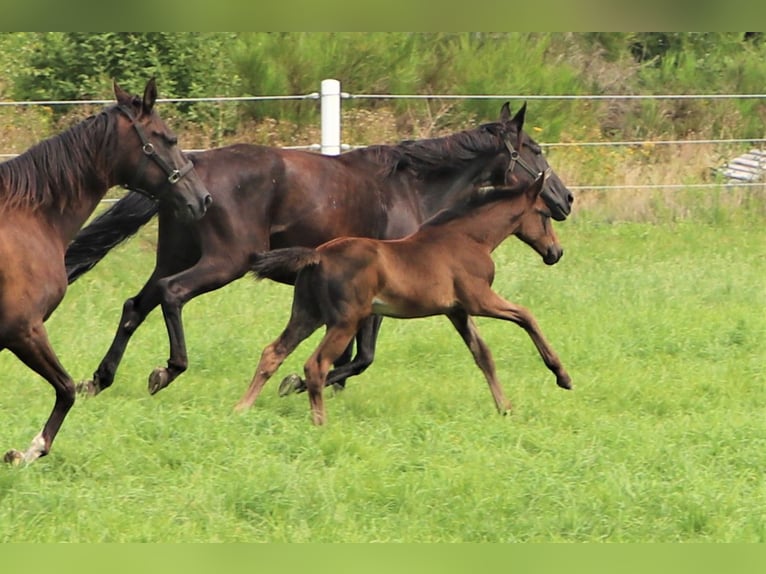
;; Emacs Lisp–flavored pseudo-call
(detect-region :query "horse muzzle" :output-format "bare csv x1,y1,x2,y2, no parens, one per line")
541,178,574,222
543,245,563,266
186,191,213,221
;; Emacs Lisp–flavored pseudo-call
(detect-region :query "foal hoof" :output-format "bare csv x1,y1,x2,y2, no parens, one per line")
148,368,170,395
278,374,306,397
3,449,23,466
557,374,573,390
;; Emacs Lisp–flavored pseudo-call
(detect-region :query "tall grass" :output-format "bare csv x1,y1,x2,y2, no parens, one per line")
0,204,763,542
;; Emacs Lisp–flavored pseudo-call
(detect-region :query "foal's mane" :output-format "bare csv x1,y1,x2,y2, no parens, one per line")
345,121,506,179
0,105,119,212
420,183,529,228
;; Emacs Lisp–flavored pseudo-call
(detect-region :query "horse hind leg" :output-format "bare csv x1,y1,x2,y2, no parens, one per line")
303,324,358,425
278,315,383,396
325,315,383,389
234,298,322,412
3,322,76,465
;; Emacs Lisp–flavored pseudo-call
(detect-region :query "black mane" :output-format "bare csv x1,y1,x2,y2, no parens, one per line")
0,107,117,212
343,122,505,179
420,184,528,228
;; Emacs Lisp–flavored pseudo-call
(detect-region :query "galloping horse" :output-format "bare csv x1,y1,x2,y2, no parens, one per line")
237,171,570,424
65,102,573,398
1,79,211,464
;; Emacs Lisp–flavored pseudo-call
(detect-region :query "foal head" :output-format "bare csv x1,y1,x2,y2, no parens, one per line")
489,102,573,222
112,78,211,221
515,173,563,266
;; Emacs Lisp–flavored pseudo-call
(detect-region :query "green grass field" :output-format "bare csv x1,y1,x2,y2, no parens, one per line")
0,207,764,542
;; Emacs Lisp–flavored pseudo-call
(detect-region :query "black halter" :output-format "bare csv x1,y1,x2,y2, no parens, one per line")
117,104,195,200
478,134,548,194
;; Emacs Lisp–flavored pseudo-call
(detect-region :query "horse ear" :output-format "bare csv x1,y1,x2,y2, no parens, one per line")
511,101,527,131
113,80,132,107
500,101,512,123
141,77,158,115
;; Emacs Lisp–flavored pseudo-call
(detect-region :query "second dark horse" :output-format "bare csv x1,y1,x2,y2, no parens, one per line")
66,102,573,397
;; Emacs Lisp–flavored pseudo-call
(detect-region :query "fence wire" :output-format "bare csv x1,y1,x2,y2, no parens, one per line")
2,90,765,198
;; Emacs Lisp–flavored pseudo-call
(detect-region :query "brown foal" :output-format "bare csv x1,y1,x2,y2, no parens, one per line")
236,172,571,425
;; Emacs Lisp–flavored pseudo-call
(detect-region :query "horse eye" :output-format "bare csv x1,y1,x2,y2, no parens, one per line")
151,131,178,146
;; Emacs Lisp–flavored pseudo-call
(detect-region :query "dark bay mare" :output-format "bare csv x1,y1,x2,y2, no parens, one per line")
1,79,211,464
237,172,571,424
65,102,573,398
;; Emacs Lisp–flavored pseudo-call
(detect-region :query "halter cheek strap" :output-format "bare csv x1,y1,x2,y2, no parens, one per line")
478,135,549,194
503,134,543,180
117,104,195,199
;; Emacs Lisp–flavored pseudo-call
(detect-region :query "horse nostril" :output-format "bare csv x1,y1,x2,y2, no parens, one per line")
567,193,574,205
203,194,213,208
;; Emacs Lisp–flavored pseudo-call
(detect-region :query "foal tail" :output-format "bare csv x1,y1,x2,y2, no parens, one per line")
66,191,159,284
250,247,321,284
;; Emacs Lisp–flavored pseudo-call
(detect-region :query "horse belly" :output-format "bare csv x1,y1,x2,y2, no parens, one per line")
372,275,456,319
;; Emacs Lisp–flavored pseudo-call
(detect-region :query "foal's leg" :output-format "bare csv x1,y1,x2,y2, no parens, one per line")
447,310,511,414
473,290,572,390
326,315,383,389
303,323,359,425
3,322,76,465
235,290,322,412
278,315,383,395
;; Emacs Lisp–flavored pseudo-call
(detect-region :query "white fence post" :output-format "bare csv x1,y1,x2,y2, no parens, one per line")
320,78,342,155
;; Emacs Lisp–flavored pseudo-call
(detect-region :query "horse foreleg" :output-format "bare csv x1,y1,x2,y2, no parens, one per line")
447,310,511,415
474,291,572,390
4,322,75,465
81,278,163,396
152,259,246,395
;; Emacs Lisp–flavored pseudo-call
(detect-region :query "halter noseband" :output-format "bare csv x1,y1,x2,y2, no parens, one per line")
117,104,195,199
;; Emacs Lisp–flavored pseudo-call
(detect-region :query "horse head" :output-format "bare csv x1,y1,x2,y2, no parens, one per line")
112,78,212,221
515,171,563,265
496,101,573,221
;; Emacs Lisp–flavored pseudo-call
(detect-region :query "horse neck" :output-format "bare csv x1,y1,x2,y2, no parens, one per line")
436,193,533,252
0,111,116,243
416,161,493,218
383,128,506,219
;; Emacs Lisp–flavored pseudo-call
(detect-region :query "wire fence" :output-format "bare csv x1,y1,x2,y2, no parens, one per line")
2,89,765,195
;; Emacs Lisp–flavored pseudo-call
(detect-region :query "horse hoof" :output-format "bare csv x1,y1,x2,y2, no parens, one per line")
557,374,573,390
75,380,98,396
148,368,169,395
278,374,305,397
3,450,23,465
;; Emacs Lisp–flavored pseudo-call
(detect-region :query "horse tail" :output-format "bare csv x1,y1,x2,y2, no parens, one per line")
66,191,159,284
250,247,321,284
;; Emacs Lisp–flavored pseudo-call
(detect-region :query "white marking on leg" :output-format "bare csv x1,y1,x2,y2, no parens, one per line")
23,432,46,464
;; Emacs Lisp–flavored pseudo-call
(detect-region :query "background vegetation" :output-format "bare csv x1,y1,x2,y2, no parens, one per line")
1,32,765,140
2,32,765,216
